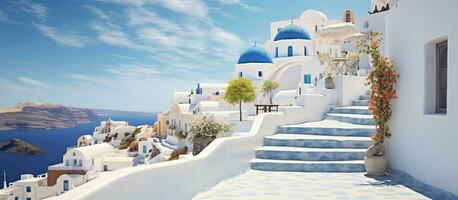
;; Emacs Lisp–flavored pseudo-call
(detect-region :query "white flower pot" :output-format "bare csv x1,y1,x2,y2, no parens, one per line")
364,143,387,176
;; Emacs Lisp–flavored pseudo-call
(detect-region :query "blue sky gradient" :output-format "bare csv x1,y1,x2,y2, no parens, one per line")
0,0,369,112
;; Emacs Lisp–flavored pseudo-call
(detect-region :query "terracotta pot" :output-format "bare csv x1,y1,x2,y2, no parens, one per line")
193,138,214,156
364,143,387,176
325,77,334,89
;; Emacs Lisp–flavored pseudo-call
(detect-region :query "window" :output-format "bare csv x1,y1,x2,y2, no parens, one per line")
345,10,351,22
184,123,188,131
63,180,69,191
103,165,108,171
92,158,94,166
258,71,263,77
26,198,31,200
277,28,281,33
436,40,448,113
73,159,77,165
364,21,369,29
143,145,147,154
275,47,279,57
26,186,31,192
287,46,293,57
315,25,318,33
304,46,307,56
166,120,169,125
304,74,312,84
239,72,243,77
72,152,76,156
78,160,82,167
15,197,18,200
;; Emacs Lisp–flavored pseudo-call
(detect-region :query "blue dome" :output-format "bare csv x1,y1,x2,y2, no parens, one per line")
237,46,273,64
274,24,311,41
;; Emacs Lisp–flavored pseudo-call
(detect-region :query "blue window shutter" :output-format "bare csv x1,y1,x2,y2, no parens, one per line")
287,46,293,57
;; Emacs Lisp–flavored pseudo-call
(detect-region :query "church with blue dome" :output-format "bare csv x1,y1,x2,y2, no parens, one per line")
237,46,273,64
274,24,312,41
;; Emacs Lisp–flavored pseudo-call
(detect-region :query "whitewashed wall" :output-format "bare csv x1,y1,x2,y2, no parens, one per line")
385,0,458,195
53,98,328,200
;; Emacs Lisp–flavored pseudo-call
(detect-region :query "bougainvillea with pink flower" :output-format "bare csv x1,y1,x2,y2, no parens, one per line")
361,33,399,143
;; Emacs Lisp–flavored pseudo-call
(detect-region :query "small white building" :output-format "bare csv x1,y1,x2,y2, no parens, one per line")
92,119,136,146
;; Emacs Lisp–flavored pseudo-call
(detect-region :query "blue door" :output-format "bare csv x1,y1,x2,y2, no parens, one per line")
63,180,69,191
304,74,311,84
287,46,293,57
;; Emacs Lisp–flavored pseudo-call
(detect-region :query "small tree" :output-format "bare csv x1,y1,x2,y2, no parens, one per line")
262,80,279,104
361,33,399,143
223,77,256,121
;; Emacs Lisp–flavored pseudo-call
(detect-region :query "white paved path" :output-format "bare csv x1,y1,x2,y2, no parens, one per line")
193,170,430,200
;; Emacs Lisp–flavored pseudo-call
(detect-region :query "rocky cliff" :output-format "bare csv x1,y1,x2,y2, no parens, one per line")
0,138,45,155
0,103,100,131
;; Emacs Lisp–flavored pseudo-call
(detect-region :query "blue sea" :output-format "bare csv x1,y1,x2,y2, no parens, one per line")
0,114,156,188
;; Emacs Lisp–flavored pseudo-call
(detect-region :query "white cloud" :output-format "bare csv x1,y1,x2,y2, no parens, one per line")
0,10,16,23
33,23,89,47
84,5,110,20
153,0,209,18
67,74,91,80
137,27,182,48
215,0,263,12
110,53,136,60
90,22,142,49
21,2,48,22
17,77,52,89
125,8,181,32
105,63,160,77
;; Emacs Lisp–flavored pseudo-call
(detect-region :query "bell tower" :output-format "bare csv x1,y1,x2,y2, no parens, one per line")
342,10,355,24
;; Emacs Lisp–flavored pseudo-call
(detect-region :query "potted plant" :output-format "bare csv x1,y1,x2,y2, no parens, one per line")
188,114,231,156
325,73,334,89
361,33,399,176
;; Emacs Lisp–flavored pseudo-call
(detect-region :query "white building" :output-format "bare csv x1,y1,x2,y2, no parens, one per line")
382,0,458,195
52,1,458,199
92,119,136,146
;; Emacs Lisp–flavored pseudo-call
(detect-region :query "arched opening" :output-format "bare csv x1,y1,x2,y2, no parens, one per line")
275,47,279,57
287,46,293,57
304,46,307,56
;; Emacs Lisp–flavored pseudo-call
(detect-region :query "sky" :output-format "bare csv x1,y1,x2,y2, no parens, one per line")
0,0,370,112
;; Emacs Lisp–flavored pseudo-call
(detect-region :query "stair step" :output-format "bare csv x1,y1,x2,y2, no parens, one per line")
264,134,372,149
329,106,371,115
251,159,365,172
255,146,366,161
352,100,369,106
326,113,375,125
278,120,375,137
359,95,370,100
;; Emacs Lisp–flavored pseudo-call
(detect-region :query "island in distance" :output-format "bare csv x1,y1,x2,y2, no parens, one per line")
0,102,100,131
0,138,45,155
